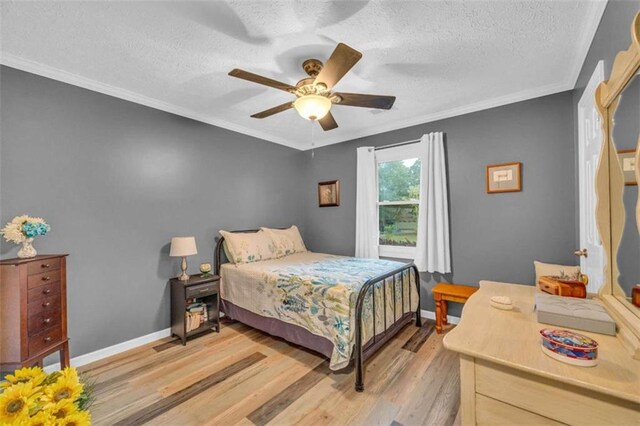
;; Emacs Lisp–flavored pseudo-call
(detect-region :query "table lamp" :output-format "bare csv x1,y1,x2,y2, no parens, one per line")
170,236,197,281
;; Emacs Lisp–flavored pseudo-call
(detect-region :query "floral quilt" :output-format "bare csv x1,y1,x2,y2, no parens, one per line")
221,252,419,370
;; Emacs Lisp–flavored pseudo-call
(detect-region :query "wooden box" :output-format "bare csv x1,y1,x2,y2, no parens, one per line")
538,276,587,298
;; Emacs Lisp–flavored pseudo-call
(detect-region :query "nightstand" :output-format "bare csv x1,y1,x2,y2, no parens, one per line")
170,274,220,345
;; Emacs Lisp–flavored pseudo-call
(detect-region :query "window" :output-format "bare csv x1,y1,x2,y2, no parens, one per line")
376,144,422,259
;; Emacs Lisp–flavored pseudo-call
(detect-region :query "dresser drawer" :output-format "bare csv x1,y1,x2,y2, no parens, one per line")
28,270,61,289
29,324,62,357
27,281,61,302
27,257,61,275
475,360,640,425
476,394,562,425
28,294,61,315
28,309,61,336
186,281,219,299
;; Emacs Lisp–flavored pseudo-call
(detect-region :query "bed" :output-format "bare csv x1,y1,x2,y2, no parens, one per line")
214,228,421,391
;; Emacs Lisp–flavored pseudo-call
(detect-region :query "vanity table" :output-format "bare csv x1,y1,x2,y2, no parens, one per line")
444,281,640,425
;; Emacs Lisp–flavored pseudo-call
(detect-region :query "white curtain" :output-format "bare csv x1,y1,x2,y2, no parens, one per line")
414,132,451,273
355,146,379,259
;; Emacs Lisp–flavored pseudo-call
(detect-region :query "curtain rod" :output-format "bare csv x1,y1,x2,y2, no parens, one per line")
374,138,421,151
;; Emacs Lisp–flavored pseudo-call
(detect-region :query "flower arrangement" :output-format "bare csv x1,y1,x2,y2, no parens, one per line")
0,367,93,425
0,215,50,244
0,215,51,259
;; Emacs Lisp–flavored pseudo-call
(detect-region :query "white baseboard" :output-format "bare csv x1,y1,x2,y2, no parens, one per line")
421,309,460,325
45,328,171,373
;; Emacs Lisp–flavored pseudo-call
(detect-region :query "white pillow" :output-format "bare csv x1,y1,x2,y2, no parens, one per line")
261,226,307,257
219,230,277,264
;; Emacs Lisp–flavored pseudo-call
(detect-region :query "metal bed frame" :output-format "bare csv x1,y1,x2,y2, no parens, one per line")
214,229,421,392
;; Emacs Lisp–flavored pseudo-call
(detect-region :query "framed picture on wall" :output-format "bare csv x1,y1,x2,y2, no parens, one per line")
318,180,340,207
617,149,637,185
486,162,521,193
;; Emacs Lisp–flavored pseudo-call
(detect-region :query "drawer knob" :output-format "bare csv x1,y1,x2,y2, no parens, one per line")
42,302,51,308
44,336,52,343
43,318,51,324
41,264,50,269
42,289,51,295
42,276,51,281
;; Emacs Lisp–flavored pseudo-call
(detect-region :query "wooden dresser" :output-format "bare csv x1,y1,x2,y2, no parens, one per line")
444,281,640,425
0,255,69,371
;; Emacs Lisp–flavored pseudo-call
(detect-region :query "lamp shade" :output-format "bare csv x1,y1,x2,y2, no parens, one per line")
169,237,197,257
293,95,331,121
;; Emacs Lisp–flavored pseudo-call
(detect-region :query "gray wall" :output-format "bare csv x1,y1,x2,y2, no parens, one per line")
0,66,306,358
301,92,577,315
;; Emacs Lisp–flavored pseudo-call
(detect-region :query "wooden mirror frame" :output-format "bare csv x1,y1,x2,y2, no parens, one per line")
595,11,640,358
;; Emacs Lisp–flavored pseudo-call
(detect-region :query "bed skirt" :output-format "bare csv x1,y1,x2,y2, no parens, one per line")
221,299,335,359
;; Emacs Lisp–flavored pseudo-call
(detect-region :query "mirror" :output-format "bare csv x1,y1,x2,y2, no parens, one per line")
594,11,640,358
611,74,639,310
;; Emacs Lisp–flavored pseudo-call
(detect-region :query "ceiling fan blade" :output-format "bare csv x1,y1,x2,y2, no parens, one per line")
334,92,396,109
251,102,293,119
318,111,338,131
314,43,362,89
229,69,296,93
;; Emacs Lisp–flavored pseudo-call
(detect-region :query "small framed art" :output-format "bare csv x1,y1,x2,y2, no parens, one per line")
318,180,340,207
617,149,637,185
486,162,521,194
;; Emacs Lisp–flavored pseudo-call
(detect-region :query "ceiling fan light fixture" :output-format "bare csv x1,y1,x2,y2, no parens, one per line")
293,95,331,121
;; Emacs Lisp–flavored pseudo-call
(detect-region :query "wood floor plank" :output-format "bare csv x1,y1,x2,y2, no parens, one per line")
247,361,332,426
402,320,435,352
112,352,267,426
394,346,458,425
153,342,323,425
86,319,459,426
276,324,418,426
382,330,447,405
424,362,461,426
206,351,326,425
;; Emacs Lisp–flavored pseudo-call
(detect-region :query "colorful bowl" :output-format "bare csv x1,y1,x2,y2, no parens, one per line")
539,328,599,367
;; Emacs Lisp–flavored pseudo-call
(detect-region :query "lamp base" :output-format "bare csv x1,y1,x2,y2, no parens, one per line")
178,256,190,281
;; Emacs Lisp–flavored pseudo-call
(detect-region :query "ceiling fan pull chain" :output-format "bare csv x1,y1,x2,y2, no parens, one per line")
311,121,315,159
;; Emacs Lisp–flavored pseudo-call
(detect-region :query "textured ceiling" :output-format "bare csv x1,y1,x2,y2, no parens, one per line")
1,1,606,150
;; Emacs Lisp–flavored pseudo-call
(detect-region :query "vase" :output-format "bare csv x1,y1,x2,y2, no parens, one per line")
17,238,37,259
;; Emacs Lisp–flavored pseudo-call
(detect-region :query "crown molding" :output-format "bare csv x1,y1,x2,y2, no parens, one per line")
0,53,300,150
2,0,606,154
305,81,573,150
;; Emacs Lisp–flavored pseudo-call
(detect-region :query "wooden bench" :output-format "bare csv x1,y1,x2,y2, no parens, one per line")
432,283,478,333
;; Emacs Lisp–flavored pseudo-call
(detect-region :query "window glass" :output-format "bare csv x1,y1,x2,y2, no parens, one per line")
378,159,420,202
377,158,420,247
379,205,418,247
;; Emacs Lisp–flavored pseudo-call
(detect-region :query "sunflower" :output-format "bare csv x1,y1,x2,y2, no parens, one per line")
0,382,40,423
0,367,47,388
57,368,79,384
28,409,56,426
45,399,77,419
42,377,83,405
55,410,90,426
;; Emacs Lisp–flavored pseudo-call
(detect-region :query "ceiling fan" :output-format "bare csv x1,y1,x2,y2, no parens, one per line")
228,43,396,131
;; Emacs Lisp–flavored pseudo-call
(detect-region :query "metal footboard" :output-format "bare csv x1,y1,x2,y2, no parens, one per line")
354,263,421,392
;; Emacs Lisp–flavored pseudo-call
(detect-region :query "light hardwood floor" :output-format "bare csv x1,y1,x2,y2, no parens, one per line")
80,318,460,425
